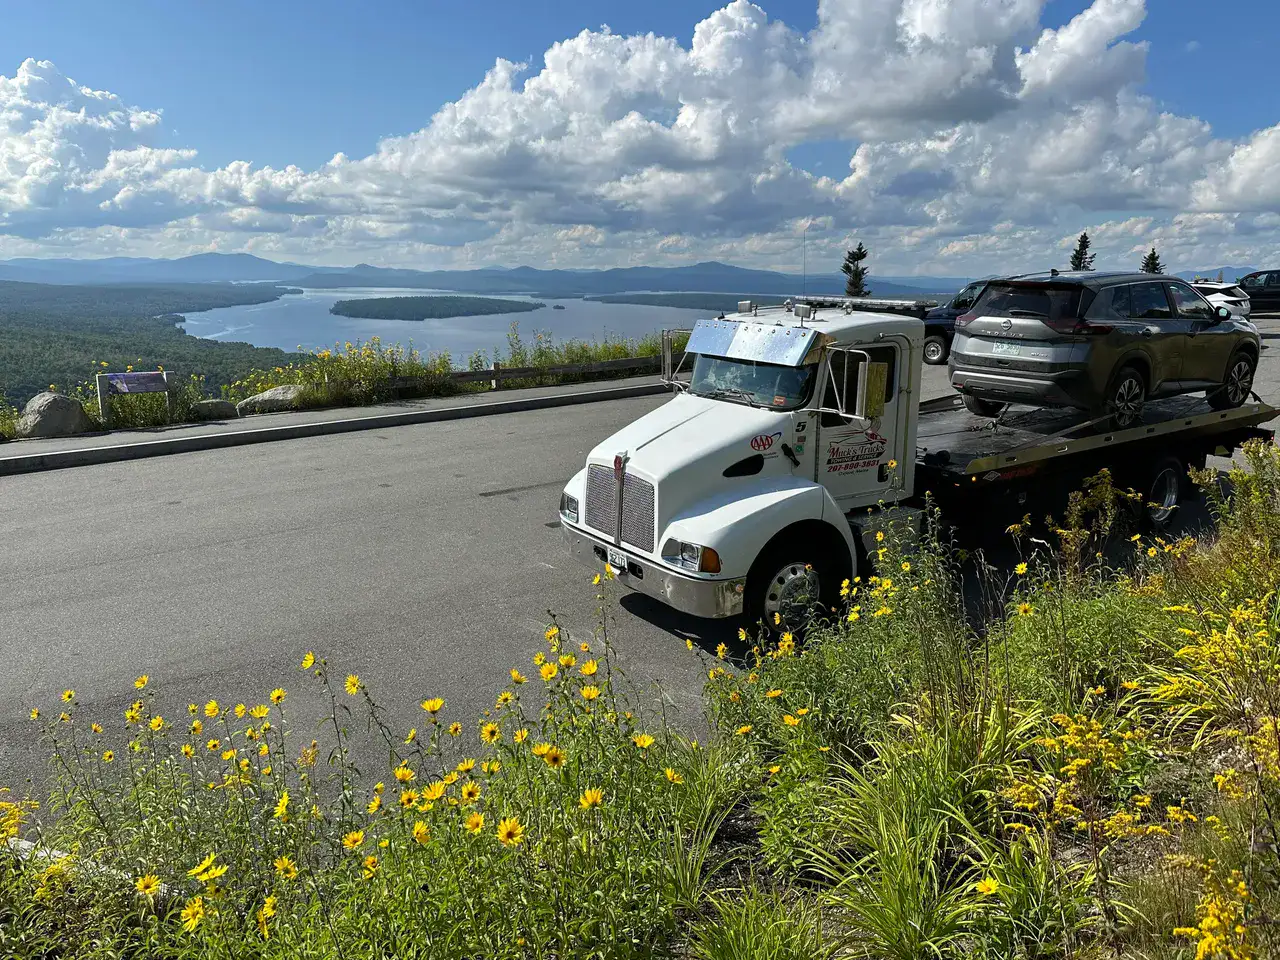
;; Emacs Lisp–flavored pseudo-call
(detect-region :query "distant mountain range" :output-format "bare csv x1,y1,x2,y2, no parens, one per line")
1,252,1260,298
0,253,963,298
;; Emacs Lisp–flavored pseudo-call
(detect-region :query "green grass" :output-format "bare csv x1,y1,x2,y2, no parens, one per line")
5,445,1280,958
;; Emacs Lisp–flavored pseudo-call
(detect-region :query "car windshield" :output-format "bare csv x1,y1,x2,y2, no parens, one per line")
972,282,1085,324
688,354,816,410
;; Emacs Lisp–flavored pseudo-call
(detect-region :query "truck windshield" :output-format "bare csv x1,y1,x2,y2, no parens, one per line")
688,354,816,410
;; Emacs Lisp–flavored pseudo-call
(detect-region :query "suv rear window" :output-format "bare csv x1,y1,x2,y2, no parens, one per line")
972,282,1085,326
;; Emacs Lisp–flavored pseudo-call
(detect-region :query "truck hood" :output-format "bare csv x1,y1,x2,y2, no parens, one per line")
587,393,798,547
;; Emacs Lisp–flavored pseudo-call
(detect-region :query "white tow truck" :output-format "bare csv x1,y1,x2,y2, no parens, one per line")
559,298,1277,623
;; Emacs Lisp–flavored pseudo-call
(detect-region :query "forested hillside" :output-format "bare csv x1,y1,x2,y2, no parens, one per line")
0,281,297,403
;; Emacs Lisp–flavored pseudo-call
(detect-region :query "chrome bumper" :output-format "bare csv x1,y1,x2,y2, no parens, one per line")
561,523,745,619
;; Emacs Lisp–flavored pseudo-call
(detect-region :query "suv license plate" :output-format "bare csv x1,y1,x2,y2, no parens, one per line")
990,341,1022,357
607,547,628,572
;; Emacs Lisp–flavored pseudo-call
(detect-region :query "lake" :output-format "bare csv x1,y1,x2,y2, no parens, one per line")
178,288,704,362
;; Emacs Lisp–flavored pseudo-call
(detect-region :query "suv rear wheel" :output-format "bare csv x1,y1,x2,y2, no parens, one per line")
1101,365,1146,431
1208,350,1255,410
962,394,1006,418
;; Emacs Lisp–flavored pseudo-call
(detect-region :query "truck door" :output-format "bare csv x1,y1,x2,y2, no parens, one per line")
814,344,901,506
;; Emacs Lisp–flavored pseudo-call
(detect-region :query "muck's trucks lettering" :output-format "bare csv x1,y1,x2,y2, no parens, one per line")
560,297,1278,623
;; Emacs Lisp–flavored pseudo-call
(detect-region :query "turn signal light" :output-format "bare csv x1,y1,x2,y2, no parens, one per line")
699,547,722,574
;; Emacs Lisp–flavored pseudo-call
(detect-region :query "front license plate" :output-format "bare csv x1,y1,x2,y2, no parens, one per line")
990,341,1022,357
607,547,628,572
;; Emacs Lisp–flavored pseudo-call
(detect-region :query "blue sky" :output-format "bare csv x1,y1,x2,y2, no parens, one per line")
2,1,1280,276
3,0,1269,169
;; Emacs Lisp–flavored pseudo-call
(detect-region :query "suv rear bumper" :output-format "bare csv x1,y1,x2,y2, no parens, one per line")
562,522,745,619
949,367,1089,407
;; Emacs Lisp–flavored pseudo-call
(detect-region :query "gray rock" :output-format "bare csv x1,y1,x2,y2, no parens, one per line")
236,383,307,416
189,399,239,421
16,392,95,439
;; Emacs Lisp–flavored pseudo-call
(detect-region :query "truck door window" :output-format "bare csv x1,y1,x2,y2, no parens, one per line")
821,346,896,427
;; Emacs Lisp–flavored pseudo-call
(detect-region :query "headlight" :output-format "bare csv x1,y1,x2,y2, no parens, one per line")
559,493,579,524
662,538,722,573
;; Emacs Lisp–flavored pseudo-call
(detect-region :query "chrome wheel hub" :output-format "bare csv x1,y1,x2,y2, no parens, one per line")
924,341,944,362
1227,359,1253,404
763,563,821,622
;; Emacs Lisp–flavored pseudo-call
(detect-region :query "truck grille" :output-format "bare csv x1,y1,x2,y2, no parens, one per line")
584,464,656,553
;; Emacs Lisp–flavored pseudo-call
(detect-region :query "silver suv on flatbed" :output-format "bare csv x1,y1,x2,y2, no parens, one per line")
948,271,1260,428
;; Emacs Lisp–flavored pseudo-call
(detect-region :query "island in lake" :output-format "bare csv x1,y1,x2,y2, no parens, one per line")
329,295,545,321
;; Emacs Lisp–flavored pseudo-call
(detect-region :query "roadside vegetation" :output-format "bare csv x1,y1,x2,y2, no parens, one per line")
0,322,685,438
5,445,1280,958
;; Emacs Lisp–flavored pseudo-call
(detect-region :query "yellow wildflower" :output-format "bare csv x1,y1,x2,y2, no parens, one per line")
496,817,525,847
579,788,604,810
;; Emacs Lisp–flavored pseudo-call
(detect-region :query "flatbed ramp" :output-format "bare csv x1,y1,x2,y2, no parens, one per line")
915,395,1278,483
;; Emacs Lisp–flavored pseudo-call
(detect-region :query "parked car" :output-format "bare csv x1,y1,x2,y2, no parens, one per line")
1191,280,1252,319
922,280,987,365
1240,270,1280,313
948,271,1260,429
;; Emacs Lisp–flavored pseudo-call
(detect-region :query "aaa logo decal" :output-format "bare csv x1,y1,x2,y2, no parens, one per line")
750,432,782,452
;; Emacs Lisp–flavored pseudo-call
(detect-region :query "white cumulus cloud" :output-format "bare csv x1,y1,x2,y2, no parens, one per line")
1,0,1279,274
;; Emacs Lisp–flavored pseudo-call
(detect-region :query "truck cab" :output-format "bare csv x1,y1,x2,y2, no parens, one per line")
559,300,922,623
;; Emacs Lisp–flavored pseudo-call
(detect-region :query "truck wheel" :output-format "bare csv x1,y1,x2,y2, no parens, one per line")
1143,455,1185,530
923,335,949,365
963,394,1006,418
1101,365,1146,431
745,539,844,630
1208,350,1255,410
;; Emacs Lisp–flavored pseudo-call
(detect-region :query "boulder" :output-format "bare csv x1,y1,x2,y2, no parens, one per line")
15,392,95,439
189,399,239,421
236,384,307,417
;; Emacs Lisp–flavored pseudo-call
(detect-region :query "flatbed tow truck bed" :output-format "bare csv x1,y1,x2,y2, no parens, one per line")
912,394,1277,506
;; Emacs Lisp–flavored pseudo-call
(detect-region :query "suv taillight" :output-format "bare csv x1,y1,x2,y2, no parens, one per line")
956,312,976,327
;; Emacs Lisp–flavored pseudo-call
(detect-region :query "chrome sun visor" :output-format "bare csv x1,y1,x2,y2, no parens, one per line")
685,318,829,367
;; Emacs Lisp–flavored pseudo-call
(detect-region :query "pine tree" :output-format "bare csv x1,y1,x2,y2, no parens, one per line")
1140,247,1165,274
841,243,871,297
1069,232,1096,271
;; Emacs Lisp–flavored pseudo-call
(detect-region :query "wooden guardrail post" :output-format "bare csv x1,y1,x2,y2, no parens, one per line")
491,361,501,391
95,374,111,428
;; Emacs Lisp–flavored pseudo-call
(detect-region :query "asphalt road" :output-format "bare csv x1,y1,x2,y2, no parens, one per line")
5,327,1280,787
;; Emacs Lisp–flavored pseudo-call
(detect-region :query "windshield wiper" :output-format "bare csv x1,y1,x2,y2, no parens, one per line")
1004,309,1048,318
703,387,758,406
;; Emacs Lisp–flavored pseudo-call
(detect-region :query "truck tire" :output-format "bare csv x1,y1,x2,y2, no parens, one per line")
923,335,949,365
1101,364,1146,431
744,535,846,630
963,394,1006,418
1208,350,1256,411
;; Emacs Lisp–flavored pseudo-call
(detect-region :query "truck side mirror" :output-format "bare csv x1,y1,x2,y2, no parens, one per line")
1214,305,1231,323
854,362,888,419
